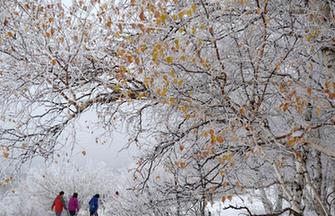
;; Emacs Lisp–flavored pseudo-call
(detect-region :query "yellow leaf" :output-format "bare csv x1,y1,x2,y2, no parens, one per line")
174,39,180,50
144,77,153,87
169,97,176,105
161,87,168,97
191,3,197,13
135,56,141,64
287,137,298,147
223,152,233,161
186,9,193,17
179,105,188,113
169,69,176,78
156,13,167,25
152,52,159,64
305,30,320,43
179,55,187,61
165,56,173,64
178,11,184,19
191,27,196,34
210,135,216,144
114,84,121,93
177,79,183,87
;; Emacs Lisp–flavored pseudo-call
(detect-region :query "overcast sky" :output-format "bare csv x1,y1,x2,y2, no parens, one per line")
60,110,137,169
39,0,139,170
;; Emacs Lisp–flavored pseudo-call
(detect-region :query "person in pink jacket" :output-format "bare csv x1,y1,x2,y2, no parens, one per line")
68,193,80,216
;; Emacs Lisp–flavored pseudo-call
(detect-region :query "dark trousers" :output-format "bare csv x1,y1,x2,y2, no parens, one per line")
69,210,76,216
90,211,98,216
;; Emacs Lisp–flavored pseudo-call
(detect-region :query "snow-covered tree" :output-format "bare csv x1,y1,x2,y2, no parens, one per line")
0,0,334,215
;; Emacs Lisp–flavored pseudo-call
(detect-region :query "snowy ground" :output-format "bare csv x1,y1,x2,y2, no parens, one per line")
207,196,265,216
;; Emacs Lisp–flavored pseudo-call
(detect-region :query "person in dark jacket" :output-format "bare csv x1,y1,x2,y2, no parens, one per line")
89,194,100,216
51,191,67,216
68,192,80,216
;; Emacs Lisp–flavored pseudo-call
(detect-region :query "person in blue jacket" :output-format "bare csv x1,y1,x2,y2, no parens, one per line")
89,194,100,216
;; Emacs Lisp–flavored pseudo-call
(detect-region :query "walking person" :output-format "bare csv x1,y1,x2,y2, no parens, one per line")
88,194,100,216
51,191,67,216
68,192,80,216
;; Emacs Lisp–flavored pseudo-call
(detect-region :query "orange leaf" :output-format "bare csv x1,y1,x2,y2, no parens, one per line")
139,9,145,21
239,107,246,116
118,23,123,32
307,87,312,96
279,101,289,112
50,58,57,65
6,31,14,38
105,19,112,28
328,92,335,100
217,135,224,144
208,27,214,34
176,160,187,169
2,148,9,159
48,17,54,23
294,151,302,161
315,106,321,117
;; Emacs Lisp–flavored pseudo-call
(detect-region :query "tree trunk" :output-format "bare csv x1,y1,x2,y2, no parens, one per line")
290,152,306,215
274,185,284,213
260,188,273,213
